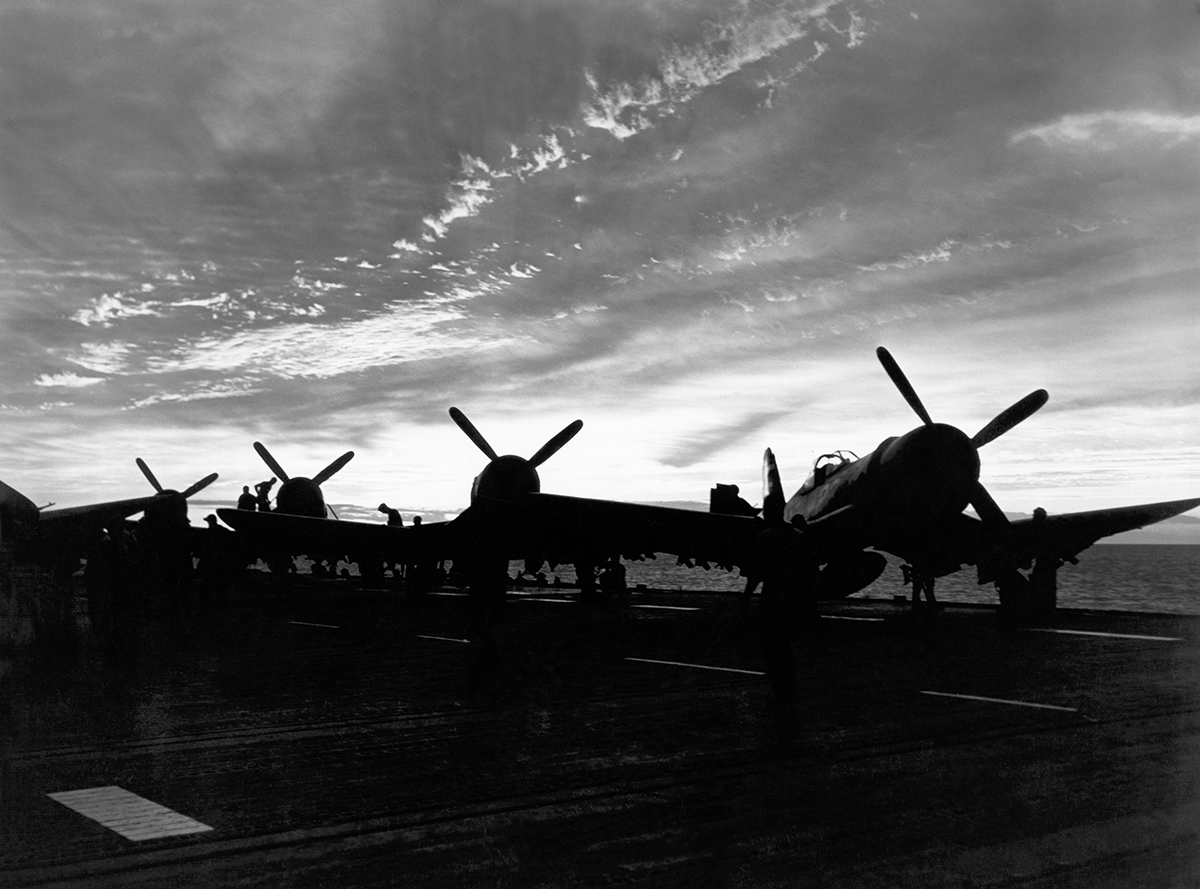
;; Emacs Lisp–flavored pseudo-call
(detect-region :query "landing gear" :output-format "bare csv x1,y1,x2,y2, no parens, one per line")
996,556,1059,623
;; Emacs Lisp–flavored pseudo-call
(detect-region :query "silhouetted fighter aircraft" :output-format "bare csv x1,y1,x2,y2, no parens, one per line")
0,462,218,632
1,461,217,559
217,442,373,574
215,412,581,578
220,349,1199,616
524,347,1200,614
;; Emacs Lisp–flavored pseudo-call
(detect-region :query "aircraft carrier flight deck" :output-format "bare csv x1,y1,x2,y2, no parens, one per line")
2,577,1198,888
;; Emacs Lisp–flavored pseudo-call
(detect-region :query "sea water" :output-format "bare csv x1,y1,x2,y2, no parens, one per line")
610,545,1200,615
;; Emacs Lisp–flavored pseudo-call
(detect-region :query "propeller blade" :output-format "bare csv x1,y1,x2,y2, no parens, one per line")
135,458,163,493
529,419,584,468
876,346,934,426
972,389,1049,448
180,473,219,500
449,407,499,462
762,448,785,524
969,481,1010,529
313,451,355,485
253,442,290,482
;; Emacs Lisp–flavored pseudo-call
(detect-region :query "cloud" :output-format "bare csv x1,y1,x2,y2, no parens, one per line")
421,155,498,242
34,373,104,389
73,292,163,328
658,409,785,468
582,0,863,140
1011,111,1200,150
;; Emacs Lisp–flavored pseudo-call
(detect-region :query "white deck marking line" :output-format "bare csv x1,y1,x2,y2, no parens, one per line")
417,634,470,644
288,620,339,629
48,786,212,841
624,657,766,676
1025,628,1182,642
921,690,1077,712
821,615,885,622
429,591,468,597
512,597,574,604
632,604,701,612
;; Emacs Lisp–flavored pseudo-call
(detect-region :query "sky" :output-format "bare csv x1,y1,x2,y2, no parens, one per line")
1,0,1197,522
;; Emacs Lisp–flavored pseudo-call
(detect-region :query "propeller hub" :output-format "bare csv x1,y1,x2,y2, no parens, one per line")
473,455,541,505
143,491,189,526
275,478,328,518
876,424,980,521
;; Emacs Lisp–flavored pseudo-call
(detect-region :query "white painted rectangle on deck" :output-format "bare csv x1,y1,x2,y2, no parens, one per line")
1024,628,1181,642
48,786,213,841
920,690,1077,713
625,657,766,676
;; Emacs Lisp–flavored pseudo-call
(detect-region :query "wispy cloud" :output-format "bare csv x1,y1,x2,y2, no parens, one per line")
34,373,104,389
1011,111,1200,149
582,0,863,140
659,410,785,468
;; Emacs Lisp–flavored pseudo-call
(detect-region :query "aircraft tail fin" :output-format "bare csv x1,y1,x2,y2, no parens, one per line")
0,479,41,545
0,479,37,512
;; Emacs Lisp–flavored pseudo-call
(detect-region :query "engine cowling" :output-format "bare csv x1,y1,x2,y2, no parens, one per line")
816,551,888,599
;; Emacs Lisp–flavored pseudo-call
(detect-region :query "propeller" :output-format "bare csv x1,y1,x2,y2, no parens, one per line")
135,458,218,499
136,458,164,493
971,389,1049,448
876,346,1050,530
180,473,219,499
313,451,356,485
529,420,584,468
250,442,352,518
253,442,290,481
876,347,933,427
449,407,583,506
252,442,354,488
450,407,582,467
449,407,500,461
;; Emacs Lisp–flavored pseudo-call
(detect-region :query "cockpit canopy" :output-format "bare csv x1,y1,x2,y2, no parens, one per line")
798,450,859,494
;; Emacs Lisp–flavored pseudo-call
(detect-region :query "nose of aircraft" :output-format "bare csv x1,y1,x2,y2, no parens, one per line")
880,423,981,521
472,454,542,504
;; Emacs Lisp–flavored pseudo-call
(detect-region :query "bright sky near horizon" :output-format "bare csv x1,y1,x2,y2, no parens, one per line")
1,0,1197,519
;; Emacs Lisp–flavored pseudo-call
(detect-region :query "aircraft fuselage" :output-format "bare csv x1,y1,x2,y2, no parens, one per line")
785,423,980,550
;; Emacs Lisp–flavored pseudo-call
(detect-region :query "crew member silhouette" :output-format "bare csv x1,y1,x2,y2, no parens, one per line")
254,478,276,512
378,503,404,526
237,485,257,511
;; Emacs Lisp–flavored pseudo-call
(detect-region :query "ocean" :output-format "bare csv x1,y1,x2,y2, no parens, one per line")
609,545,1200,615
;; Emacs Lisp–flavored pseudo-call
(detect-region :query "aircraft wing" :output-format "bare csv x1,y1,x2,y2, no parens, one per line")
215,508,451,560
523,493,762,570
907,496,1200,584
38,494,173,545
1004,497,1200,563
